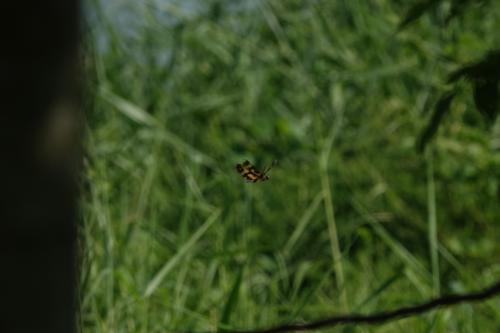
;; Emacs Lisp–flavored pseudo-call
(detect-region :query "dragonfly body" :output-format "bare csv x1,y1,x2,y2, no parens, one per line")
235,160,276,183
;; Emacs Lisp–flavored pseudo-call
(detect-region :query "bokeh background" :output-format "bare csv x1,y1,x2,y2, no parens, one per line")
80,1,500,332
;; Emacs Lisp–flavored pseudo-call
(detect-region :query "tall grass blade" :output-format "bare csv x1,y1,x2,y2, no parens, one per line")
218,265,245,331
426,149,440,296
100,87,158,127
283,191,324,257
319,83,347,310
354,268,404,311
353,200,431,288
144,209,221,297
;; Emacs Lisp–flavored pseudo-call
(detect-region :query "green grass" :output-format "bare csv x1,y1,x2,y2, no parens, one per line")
80,1,500,332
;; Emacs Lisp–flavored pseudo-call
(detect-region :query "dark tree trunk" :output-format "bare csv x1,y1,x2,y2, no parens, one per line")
0,2,80,332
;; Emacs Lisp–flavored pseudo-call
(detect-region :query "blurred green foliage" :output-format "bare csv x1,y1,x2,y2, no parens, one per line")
80,0,500,332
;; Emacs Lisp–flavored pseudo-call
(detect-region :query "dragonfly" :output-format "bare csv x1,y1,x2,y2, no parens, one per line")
235,160,277,183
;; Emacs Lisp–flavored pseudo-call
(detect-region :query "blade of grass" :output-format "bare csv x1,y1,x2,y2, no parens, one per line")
218,265,245,331
319,83,347,310
288,265,336,322
426,148,440,296
353,268,404,311
144,208,221,297
101,86,217,167
100,86,158,127
154,130,217,167
283,191,324,257
352,199,432,291
118,147,160,266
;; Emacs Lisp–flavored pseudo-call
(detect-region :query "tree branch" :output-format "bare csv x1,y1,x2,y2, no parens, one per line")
228,279,500,333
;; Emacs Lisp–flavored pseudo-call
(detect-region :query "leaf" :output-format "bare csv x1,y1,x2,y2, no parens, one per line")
445,0,483,24
447,49,500,121
448,49,500,83
398,0,441,31
398,0,492,29
417,90,457,153
473,79,500,121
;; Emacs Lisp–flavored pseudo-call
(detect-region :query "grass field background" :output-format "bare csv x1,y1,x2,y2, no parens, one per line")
80,1,500,332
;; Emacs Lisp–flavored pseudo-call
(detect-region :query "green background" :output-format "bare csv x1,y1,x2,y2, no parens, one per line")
81,1,500,332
